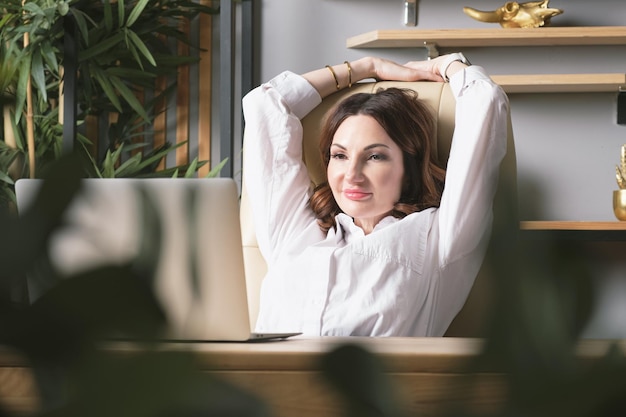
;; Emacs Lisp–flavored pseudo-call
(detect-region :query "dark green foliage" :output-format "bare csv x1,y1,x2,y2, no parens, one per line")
321,344,405,417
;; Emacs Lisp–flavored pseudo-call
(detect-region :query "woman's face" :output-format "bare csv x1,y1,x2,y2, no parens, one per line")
327,114,405,234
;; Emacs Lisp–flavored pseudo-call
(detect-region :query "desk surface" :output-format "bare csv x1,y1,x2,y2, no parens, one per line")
2,337,626,417
5,336,625,366
105,336,626,372
178,336,484,373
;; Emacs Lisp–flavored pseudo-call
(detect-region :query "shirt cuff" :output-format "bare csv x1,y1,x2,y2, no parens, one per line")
439,52,470,82
448,65,492,97
267,71,322,119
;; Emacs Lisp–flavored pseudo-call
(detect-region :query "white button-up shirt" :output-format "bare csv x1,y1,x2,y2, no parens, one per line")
242,66,509,336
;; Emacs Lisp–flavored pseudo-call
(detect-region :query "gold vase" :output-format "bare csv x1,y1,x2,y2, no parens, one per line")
613,189,626,220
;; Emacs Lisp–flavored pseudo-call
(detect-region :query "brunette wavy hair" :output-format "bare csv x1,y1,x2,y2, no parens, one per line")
309,87,446,233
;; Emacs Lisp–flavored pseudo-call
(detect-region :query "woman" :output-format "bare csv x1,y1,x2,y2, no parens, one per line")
242,54,509,336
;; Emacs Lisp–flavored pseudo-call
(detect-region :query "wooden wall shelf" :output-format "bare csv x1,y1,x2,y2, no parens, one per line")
347,26,626,49
520,221,626,240
521,221,626,231
347,27,626,93
492,73,626,93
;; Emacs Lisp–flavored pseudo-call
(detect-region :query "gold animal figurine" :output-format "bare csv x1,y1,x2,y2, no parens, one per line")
463,0,563,28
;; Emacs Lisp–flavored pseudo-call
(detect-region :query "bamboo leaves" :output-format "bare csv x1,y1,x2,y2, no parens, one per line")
15,56,31,124
126,29,156,68
126,0,149,28
70,8,92,43
118,0,125,25
78,31,125,61
73,0,203,119
2,0,63,128
109,75,150,122
92,141,208,179
1,0,220,208
90,65,122,113
103,0,113,32
30,47,47,103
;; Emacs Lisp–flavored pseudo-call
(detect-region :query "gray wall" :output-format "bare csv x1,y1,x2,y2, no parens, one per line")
256,0,626,337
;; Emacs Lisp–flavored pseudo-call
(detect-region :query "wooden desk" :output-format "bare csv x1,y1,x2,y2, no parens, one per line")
0,348,38,415
1,337,623,417
185,337,502,417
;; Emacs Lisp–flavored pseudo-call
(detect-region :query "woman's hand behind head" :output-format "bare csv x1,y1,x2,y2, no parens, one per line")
366,54,468,83
366,56,443,82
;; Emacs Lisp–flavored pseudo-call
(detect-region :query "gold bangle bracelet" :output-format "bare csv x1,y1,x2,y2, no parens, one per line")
325,65,340,90
344,61,352,88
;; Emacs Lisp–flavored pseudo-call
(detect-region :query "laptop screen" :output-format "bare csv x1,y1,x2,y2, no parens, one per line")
16,178,253,341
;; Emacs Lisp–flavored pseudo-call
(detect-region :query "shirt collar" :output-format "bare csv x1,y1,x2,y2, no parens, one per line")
334,213,399,241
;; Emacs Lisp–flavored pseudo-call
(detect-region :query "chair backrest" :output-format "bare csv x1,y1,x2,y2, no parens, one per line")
240,81,517,336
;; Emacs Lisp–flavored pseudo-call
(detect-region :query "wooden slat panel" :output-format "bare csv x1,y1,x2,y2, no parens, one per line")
132,90,144,156
153,72,168,171
176,17,191,168
84,114,99,158
198,7,213,178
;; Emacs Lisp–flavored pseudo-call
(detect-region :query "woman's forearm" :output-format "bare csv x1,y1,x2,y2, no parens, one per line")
302,57,375,99
301,55,468,99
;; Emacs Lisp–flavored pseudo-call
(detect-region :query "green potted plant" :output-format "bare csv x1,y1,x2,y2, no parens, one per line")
0,0,220,210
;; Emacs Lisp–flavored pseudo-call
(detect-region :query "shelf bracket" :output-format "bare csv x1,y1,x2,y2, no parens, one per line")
618,86,626,125
424,42,439,59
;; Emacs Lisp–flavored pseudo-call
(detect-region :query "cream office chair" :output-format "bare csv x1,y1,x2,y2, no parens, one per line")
240,80,517,337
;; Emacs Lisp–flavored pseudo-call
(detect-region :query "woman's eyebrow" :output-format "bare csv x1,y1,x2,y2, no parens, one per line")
330,143,390,150
364,143,390,150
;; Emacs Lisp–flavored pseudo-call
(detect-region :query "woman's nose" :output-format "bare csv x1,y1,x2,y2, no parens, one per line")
345,160,364,183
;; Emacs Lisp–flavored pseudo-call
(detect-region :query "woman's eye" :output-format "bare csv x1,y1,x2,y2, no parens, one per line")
330,153,347,160
368,153,386,161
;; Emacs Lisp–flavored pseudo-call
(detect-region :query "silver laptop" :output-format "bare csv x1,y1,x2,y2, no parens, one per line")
15,177,299,342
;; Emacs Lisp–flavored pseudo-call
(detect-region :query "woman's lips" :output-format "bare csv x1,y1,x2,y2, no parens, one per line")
344,190,371,200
